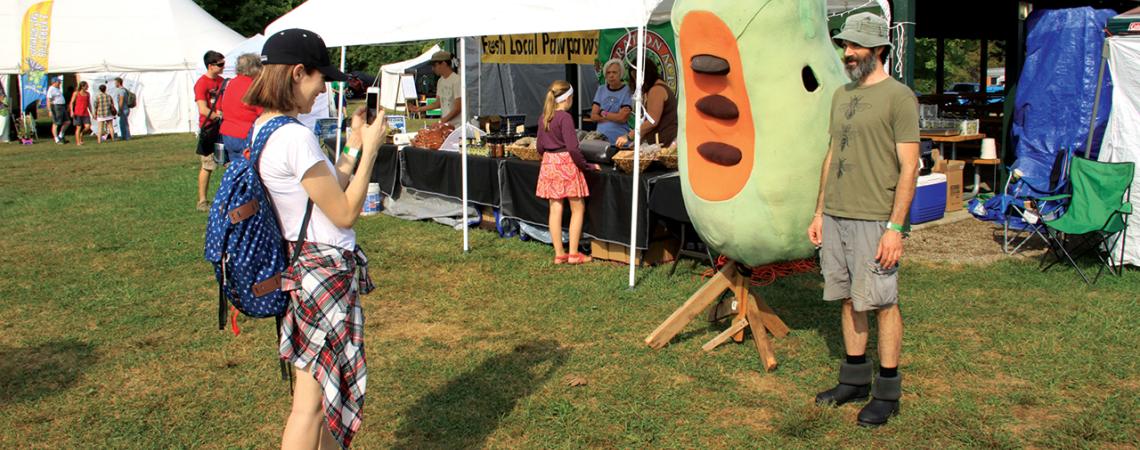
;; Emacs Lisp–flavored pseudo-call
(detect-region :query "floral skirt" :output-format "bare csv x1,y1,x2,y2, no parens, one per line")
536,152,589,199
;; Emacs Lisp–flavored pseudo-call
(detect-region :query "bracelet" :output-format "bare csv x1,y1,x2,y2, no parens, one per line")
342,146,361,159
886,221,906,233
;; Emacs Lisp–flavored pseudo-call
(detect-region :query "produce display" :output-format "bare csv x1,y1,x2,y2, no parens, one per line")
411,122,455,150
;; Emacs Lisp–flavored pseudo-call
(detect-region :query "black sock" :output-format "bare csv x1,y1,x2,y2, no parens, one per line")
879,366,898,378
846,354,867,364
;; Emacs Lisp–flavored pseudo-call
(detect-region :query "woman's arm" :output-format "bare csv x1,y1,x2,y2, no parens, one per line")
69,93,76,114
332,108,381,189
301,109,388,229
639,85,667,141
589,103,604,122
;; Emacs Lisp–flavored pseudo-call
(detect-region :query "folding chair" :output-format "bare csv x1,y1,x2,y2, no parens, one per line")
1002,150,1071,254
1038,157,1134,284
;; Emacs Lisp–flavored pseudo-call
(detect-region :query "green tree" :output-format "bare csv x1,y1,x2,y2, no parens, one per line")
914,38,1007,94
194,0,302,38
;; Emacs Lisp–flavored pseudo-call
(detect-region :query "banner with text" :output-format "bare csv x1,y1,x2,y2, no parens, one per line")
21,0,54,109
481,32,600,65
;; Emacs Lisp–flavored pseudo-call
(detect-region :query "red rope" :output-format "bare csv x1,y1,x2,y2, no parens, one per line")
699,255,818,287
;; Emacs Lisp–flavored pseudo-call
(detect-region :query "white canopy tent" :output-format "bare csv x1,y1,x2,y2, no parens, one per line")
1097,35,1140,267
379,44,441,111
1,2,20,74
8,0,245,135
268,0,664,287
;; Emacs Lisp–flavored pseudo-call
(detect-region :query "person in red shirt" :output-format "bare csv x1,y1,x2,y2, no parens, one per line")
217,53,264,164
69,81,93,146
195,50,226,211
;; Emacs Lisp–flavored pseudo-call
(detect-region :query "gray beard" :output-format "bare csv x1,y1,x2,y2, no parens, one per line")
845,54,878,83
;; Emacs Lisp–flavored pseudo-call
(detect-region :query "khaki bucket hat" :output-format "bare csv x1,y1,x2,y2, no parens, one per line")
833,12,892,49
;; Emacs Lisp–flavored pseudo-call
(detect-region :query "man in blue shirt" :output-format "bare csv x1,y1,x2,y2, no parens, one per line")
589,59,632,144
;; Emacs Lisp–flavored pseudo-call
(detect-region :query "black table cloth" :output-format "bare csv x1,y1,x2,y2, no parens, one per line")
399,147,501,206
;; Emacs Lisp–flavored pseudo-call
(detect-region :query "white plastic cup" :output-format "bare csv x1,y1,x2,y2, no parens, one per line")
980,138,998,159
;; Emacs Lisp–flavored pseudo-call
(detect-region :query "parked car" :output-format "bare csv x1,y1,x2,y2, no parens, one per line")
948,82,1004,104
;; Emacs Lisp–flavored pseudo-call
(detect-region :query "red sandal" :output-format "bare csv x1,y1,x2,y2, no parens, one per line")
568,253,593,264
554,254,569,264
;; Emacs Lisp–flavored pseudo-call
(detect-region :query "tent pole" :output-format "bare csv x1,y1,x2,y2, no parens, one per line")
335,46,346,162
461,37,470,253
1085,39,1109,159
577,64,583,129
628,25,646,289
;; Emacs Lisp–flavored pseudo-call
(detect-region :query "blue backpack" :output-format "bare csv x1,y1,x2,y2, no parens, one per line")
204,115,313,332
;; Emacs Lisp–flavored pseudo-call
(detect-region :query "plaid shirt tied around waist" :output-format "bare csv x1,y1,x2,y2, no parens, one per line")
279,241,374,448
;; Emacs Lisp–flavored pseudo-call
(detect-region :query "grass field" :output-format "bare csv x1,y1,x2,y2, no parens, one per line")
1,134,1138,449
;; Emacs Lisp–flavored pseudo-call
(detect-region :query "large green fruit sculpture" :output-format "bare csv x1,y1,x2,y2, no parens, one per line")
672,0,847,267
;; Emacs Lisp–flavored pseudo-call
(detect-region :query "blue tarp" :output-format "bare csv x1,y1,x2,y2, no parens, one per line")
1011,7,1117,196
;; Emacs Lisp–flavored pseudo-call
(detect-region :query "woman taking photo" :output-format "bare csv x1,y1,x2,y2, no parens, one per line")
536,80,599,264
243,29,387,449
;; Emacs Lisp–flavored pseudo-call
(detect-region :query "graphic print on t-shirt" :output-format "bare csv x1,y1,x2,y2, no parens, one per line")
841,95,872,120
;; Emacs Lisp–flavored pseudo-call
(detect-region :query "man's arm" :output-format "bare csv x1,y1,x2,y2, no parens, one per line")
875,141,920,269
807,140,835,246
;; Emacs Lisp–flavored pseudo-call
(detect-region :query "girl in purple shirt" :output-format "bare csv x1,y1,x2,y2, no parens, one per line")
536,80,599,264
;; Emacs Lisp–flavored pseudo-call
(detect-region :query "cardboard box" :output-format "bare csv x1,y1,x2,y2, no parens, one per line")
932,157,965,212
591,237,678,266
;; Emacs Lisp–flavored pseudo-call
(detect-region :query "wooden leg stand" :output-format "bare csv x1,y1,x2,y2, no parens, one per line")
644,261,789,371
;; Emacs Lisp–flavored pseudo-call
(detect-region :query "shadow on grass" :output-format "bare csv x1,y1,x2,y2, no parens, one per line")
0,338,96,404
755,273,849,360
392,340,570,450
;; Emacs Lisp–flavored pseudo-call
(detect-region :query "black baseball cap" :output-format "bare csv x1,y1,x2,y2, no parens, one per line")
261,28,348,82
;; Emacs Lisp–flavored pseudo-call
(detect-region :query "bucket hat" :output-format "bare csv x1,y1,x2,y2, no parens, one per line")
833,12,892,49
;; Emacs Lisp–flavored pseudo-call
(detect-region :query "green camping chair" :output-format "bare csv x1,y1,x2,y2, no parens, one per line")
1039,157,1134,284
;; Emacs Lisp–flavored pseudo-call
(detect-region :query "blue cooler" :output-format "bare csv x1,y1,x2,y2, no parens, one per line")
909,173,947,224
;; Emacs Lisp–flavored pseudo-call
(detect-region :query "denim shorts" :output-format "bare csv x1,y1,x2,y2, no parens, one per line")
222,135,248,165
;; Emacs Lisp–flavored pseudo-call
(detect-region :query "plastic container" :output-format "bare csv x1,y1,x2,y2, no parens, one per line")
909,173,948,224
362,182,381,216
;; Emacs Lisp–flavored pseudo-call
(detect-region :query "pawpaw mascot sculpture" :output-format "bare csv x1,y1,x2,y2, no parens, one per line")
646,0,847,370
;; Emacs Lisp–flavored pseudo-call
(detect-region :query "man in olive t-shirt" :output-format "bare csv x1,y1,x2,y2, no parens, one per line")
806,12,920,428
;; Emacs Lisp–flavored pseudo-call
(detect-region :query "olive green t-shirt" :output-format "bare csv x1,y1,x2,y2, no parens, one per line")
823,77,920,221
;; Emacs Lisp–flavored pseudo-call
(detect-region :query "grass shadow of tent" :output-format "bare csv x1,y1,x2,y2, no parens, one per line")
0,338,97,404
393,340,569,449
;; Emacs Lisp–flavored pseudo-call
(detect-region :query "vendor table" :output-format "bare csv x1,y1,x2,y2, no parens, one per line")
399,146,501,206
921,133,986,160
500,159,679,249
367,145,689,250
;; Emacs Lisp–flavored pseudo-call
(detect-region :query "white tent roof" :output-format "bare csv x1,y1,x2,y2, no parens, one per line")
0,2,21,74
381,44,441,76
46,0,244,73
266,0,664,47
221,34,266,78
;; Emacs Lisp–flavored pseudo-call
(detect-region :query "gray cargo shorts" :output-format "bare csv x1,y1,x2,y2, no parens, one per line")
820,214,899,312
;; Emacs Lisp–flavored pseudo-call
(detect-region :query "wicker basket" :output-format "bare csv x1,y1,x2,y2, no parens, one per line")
658,154,678,169
506,145,541,161
612,151,655,173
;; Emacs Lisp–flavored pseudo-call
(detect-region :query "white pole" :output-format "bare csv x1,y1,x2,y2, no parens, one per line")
460,38,470,253
577,64,583,129
335,46,346,162
628,25,646,288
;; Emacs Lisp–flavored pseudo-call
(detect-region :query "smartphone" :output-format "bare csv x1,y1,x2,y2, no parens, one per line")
366,87,380,124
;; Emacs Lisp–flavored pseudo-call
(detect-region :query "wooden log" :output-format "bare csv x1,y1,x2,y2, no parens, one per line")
746,297,778,371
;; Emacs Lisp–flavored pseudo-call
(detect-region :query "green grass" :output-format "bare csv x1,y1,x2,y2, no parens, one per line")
1,134,1138,449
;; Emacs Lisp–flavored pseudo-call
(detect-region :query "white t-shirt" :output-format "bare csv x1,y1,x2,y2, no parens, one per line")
254,121,356,251
47,85,65,105
435,72,462,128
